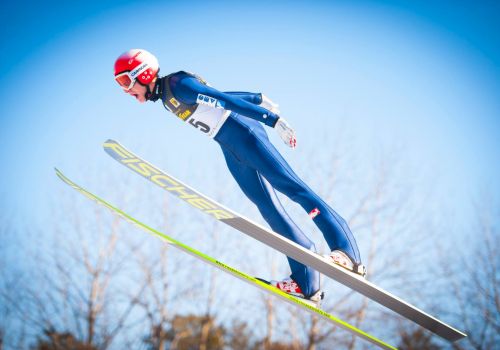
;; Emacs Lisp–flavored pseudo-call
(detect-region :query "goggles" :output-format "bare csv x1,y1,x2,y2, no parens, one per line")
114,62,150,90
115,72,135,90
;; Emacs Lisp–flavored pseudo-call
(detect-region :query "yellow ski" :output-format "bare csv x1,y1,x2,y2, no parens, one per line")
55,168,397,350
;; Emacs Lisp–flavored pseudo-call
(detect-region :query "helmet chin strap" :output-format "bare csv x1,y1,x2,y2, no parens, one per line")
146,77,163,102
144,69,161,102
144,83,153,100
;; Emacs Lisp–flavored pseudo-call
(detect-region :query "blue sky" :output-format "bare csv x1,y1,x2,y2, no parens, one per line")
0,1,499,346
1,0,499,241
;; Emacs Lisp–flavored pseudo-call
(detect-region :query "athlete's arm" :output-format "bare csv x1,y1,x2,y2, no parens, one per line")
172,76,279,127
225,92,281,115
224,91,263,104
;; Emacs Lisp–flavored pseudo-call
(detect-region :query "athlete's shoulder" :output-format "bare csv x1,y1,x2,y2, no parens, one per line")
164,70,188,82
166,70,201,80
166,71,204,89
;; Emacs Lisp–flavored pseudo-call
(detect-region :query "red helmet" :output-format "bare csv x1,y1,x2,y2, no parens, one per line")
114,49,159,90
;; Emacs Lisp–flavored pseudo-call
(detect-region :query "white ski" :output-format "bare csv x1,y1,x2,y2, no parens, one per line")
103,139,466,343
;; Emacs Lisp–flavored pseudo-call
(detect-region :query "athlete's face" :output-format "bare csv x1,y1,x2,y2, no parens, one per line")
124,81,148,103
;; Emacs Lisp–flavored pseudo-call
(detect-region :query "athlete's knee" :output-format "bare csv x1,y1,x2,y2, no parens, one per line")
284,182,312,203
283,183,303,198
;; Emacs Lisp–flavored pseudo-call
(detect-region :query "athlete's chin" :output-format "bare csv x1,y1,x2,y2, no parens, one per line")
133,94,147,103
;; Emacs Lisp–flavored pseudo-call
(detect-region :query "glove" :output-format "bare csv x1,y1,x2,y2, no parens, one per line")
275,117,297,149
260,94,281,114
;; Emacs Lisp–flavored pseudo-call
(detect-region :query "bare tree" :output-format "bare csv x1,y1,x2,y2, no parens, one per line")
134,168,233,350
4,177,151,350
0,213,30,350
133,239,172,350
129,188,208,350
433,196,500,350
199,222,219,350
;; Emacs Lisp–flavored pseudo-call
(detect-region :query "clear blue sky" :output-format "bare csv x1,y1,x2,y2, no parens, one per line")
1,0,499,239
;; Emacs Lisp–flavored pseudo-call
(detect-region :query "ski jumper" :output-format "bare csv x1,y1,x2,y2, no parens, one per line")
154,71,361,298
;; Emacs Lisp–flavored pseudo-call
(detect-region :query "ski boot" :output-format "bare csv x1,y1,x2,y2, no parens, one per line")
268,277,324,308
325,250,367,278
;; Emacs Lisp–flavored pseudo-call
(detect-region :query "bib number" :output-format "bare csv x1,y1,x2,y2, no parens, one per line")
188,117,210,133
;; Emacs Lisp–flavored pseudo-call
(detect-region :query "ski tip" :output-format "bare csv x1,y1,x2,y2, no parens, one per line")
54,167,67,182
103,139,117,145
54,168,76,187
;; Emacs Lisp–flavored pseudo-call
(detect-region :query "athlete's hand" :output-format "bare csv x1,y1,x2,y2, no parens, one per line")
260,94,281,114
275,118,297,149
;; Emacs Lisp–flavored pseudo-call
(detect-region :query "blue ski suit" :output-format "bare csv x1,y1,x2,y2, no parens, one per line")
152,71,361,298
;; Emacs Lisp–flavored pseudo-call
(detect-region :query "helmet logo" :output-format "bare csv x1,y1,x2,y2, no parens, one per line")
130,63,148,78
128,51,142,65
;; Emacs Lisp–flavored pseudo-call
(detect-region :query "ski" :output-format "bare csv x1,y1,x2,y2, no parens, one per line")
103,139,467,343
54,168,396,350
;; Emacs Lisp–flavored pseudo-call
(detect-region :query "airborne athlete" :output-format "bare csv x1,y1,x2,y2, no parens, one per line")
113,49,366,306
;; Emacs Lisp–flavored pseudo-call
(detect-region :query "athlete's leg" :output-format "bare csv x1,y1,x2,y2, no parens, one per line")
219,147,320,297
232,118,362,264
